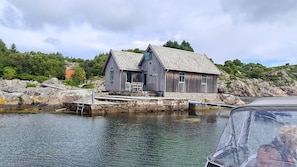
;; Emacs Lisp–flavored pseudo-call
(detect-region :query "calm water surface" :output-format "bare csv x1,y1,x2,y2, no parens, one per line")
0,110,228,167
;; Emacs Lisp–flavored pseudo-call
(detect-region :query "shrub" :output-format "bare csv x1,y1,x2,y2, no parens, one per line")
226,81,232,89
63,79,79,87
18,73,34,80
34,76,48,83
26,83,36,88
82,83,94,89
3,66,16,79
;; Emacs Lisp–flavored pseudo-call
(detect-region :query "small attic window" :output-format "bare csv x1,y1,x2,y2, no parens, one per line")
145,52,152,60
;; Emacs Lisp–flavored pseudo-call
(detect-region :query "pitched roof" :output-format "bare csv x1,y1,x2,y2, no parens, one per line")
147,44,221,75
106,50,143,71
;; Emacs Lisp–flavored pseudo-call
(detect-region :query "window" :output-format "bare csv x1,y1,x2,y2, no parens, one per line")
201,75,207,85
110,70,114,83
179,72,185,83
127,72,132,82
145,52,151,60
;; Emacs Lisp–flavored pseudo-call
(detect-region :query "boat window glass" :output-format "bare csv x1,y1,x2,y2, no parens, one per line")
212,110,297,166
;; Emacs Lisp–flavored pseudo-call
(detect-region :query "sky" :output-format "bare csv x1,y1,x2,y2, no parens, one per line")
1,0,297,67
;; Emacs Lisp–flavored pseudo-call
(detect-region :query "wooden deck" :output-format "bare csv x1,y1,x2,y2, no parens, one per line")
189,100,237,108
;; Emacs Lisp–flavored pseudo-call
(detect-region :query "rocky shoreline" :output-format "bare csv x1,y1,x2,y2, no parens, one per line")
0,78,104,113
2,75,294,114
218,71,297,97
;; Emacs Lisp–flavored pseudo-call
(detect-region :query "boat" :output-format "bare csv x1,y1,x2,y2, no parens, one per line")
205,96,297,167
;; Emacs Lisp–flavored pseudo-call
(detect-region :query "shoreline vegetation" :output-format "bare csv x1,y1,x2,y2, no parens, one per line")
0,76,296,115
1,40,297,115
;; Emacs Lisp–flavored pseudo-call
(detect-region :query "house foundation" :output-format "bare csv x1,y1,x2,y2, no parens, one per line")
64,96,189,117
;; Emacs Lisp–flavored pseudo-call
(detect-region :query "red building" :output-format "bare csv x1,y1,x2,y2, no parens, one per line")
65,69,75,79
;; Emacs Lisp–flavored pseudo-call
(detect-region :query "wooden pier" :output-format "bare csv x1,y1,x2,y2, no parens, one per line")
188,101,237,115
188,101,237,108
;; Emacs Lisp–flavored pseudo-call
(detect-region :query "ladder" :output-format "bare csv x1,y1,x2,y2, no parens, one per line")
76,103,85,114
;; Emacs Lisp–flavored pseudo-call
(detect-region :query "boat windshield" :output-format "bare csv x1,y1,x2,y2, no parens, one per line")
209,109,297,167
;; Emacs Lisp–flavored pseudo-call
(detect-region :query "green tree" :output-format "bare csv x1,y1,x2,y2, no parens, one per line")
123,48,145,54
10,43,17,53
243,63,266,79
80,53,108,78
163,40,179,49
163,40,194,52
180,40,194,52
71,66,86,85
0,39,8,55
3,66,16,79
233,59,243,66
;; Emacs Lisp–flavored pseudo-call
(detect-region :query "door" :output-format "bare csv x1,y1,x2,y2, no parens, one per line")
127,72,132,82
143,73,147,91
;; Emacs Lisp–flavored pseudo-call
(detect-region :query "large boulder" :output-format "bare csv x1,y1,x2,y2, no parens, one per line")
43,78,60,85
219,94,245,106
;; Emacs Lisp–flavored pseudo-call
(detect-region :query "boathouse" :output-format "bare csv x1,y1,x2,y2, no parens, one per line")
103,44,221,100
103,50,143,92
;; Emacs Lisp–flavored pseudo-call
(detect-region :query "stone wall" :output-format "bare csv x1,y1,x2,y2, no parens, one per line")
66,98,189,116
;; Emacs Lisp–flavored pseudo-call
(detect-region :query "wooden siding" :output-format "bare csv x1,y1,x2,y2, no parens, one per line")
140,51,165,91
105,55,143,91
104,56,121,91
119,71,142,91
165,71,218,93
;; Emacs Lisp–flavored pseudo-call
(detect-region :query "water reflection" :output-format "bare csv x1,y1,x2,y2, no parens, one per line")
0,110,229,166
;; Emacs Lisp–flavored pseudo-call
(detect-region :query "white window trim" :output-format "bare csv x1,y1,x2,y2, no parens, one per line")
179,72,185,83
110,70,114,83
201,75,207,85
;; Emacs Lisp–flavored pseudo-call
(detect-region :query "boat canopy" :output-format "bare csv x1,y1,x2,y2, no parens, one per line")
206,96,297,167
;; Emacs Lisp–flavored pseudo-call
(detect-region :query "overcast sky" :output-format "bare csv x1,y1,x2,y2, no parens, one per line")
1,0,297,66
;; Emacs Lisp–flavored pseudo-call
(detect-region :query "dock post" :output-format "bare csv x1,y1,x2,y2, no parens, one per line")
92,91,94,104
188,103,196,115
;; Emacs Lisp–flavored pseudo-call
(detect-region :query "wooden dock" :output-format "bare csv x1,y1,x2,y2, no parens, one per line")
188,100,237,108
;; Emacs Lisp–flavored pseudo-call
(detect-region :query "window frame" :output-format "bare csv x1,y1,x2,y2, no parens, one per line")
179,72,185,83
110,70,114,83
145,52,152,60
201,74,207,85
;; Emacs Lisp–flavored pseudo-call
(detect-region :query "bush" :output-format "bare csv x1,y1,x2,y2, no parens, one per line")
34,76,48,83
82,83,94,89
3,67,16,79
26,83,36,88
17,73,48,83
226,81,232,89
63,79,79,87
18,73,34,80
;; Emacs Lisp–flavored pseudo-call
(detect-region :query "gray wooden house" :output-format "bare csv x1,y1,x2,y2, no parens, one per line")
139,44,221,94
103,45,221,96
103,50,143,91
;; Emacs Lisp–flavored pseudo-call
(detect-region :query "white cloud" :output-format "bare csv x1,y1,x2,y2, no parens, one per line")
220,0,297,24
0,0,297,66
